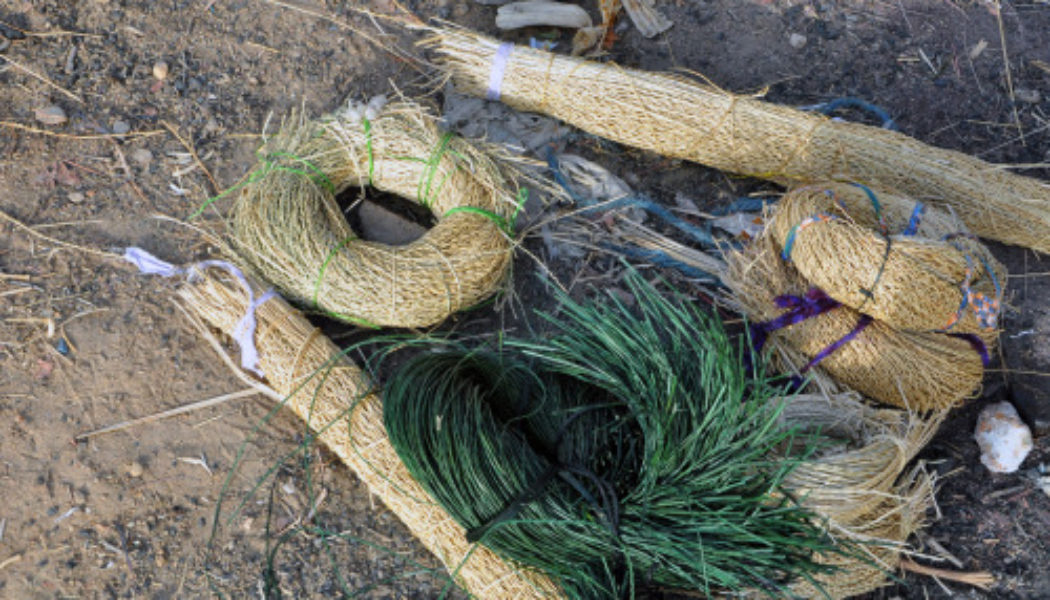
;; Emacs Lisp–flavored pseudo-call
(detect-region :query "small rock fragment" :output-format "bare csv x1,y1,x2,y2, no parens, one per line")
130,148,153,167
152,60,169,81
1015,88,1042,104
35,105,68,125
356,200,428,245
112,119,130,135
126,462,144,478
67,191,84,204
975,401,1033,474
789,33,808,49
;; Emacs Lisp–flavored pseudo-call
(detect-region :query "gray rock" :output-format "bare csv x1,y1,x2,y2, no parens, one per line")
355,200,427,245
35,105,68,125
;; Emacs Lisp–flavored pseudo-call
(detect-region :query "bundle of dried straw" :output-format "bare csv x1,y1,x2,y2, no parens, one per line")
771,182,1004,337
427,28,1050,254
178,264,937,599
229,101,525,329
178,267,562,599
780,392,939,598
724,233,986,410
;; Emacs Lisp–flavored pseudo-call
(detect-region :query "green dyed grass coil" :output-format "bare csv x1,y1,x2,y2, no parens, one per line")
383,273,851,598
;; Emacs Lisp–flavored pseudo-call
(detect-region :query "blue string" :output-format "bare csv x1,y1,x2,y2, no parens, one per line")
803,96,897,130
903,202,925,236
709,197,771,216
601,244,722,284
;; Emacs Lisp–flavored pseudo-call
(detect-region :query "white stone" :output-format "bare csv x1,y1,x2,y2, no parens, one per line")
975,401,1033,474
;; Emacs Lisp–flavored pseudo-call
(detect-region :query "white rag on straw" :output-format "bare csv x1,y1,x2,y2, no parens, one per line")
123,247,275,376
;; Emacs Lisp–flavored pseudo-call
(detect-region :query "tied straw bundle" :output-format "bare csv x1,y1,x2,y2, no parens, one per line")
724,232,987,411
427,28,1050,254
770,183,1004,338
227,100,527,329
178,267,561,599
382,272,938,599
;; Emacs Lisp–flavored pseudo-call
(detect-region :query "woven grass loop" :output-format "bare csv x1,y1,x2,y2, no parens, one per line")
229,101,524,329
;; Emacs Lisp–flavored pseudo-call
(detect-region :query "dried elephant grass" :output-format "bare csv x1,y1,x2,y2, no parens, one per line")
426,28,1050,253
178,264,939,599
724,233,986,410
779,392,940,599
178,267,562,599
770,182,1004,337
228,101,525,329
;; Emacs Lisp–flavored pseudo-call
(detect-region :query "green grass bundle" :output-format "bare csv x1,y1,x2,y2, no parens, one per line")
383,273,851,598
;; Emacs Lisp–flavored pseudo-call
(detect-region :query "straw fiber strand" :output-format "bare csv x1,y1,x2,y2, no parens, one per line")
724,234,985,410
429,28,1050,253
230,102,522,328
178,270,561,599
771,183,1004,337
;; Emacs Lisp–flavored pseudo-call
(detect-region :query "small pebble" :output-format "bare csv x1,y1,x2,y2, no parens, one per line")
35,105,68,125
789,33,808,49
152,60,169,81
130,148,153,166
1015,88,1042,104
112,119,130,134
67,191,85,204
126,462,144,478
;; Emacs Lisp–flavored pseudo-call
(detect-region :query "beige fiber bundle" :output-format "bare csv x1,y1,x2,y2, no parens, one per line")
724,234,985,410
777,392,939,598
771,182,1004,337
178,268,561,599
230,101,523,329
179,265,935,599
428,28,1050,253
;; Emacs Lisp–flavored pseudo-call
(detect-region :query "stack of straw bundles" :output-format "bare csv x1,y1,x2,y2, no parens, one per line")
178,264,935,599
771,183,1004,340
428,28,1050,254
178,267,562,599
725,232,986,411
230,101,525,329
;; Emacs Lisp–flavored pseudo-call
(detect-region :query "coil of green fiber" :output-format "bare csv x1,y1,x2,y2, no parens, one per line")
383,273,852,598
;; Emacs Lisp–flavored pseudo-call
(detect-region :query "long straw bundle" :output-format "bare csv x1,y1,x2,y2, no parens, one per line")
724,233,985,410
427,28,1050,253
770,183,1004,337
230,101,523,328
178,268,561,599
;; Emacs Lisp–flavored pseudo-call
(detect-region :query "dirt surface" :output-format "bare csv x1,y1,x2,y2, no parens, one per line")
2,1,1049,598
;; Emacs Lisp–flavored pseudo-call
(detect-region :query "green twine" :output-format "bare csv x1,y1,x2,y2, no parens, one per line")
362,118,376,184
442,187,529,236
188,150,335,219
311,235,381,329
418,131,456,209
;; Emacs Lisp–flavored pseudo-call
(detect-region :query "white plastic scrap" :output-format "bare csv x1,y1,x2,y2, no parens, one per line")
340,94,387,124
975,401,1033,474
